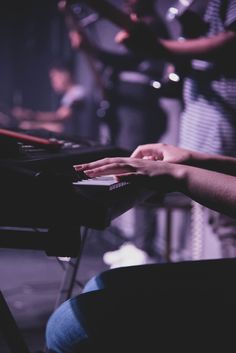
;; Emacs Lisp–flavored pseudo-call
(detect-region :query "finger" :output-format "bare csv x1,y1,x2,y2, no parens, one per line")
142,155,156,160
115,30,130,44
131,147,155,159
130,13,138,22
84,163,135,178
131,148,163,161
73,165,84,171
130,146,143,158
73,164,87,171
74,158,118,171
75,157,133,172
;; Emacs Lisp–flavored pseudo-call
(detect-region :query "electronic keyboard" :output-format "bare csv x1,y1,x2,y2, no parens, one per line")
0,129,156,256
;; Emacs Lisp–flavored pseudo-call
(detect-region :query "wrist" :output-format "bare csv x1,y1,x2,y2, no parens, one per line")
170,164,188,192
187,150,213,168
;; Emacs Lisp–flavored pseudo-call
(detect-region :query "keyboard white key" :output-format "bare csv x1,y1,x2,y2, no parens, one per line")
73,175,129,191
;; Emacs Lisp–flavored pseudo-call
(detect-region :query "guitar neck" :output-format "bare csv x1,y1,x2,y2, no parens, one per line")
76,0,133,30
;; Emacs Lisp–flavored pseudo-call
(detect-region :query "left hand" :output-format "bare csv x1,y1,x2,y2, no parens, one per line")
74,157,182,192
131,143,193,165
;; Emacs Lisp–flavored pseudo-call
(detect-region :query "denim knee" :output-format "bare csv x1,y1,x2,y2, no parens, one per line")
82,275,105,293
45,273,106,352
46,297,88,353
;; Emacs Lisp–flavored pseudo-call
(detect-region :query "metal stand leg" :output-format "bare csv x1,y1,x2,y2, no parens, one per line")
165,207,172,262
0,291,31,353
54,226,89,309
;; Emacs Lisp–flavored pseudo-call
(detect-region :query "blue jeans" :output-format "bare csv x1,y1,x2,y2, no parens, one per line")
46,264,172,353
46,260,236,353
46,275,105,353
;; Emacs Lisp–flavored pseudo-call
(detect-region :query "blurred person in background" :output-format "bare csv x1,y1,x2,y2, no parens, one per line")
12,60,86,137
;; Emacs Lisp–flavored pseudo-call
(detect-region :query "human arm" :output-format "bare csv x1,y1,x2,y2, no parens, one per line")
12,105,72,122
68,27,143,70
131,143,236,177
158,31,236,59
74,156,236,218
32,106,72,122
115,22,236,60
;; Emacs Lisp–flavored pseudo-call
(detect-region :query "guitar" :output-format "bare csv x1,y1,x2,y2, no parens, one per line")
69,0,209,40
66,0,210,97
166,0,209,39
66,0,134,31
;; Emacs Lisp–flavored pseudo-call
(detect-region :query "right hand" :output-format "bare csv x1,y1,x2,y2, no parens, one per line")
115,19,158,57
131,143,193,165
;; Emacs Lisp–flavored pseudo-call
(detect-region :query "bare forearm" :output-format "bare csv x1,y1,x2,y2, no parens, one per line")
34,111,58,122
186,150,236,176
132,143,236,176
177,165,236,217
35,106,71,121
16,110,58,122
158,31,236,59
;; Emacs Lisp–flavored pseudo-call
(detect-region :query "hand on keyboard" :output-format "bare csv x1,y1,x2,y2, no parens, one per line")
76,170,91,181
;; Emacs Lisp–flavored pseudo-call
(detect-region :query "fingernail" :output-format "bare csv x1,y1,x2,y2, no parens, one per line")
84,170,93,177
73,165,84,170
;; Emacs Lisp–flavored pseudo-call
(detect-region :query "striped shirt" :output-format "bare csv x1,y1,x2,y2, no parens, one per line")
179,0,236,156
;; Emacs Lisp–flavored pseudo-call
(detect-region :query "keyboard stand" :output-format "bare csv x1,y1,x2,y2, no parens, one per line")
54,226,89,309
0,225,82,353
